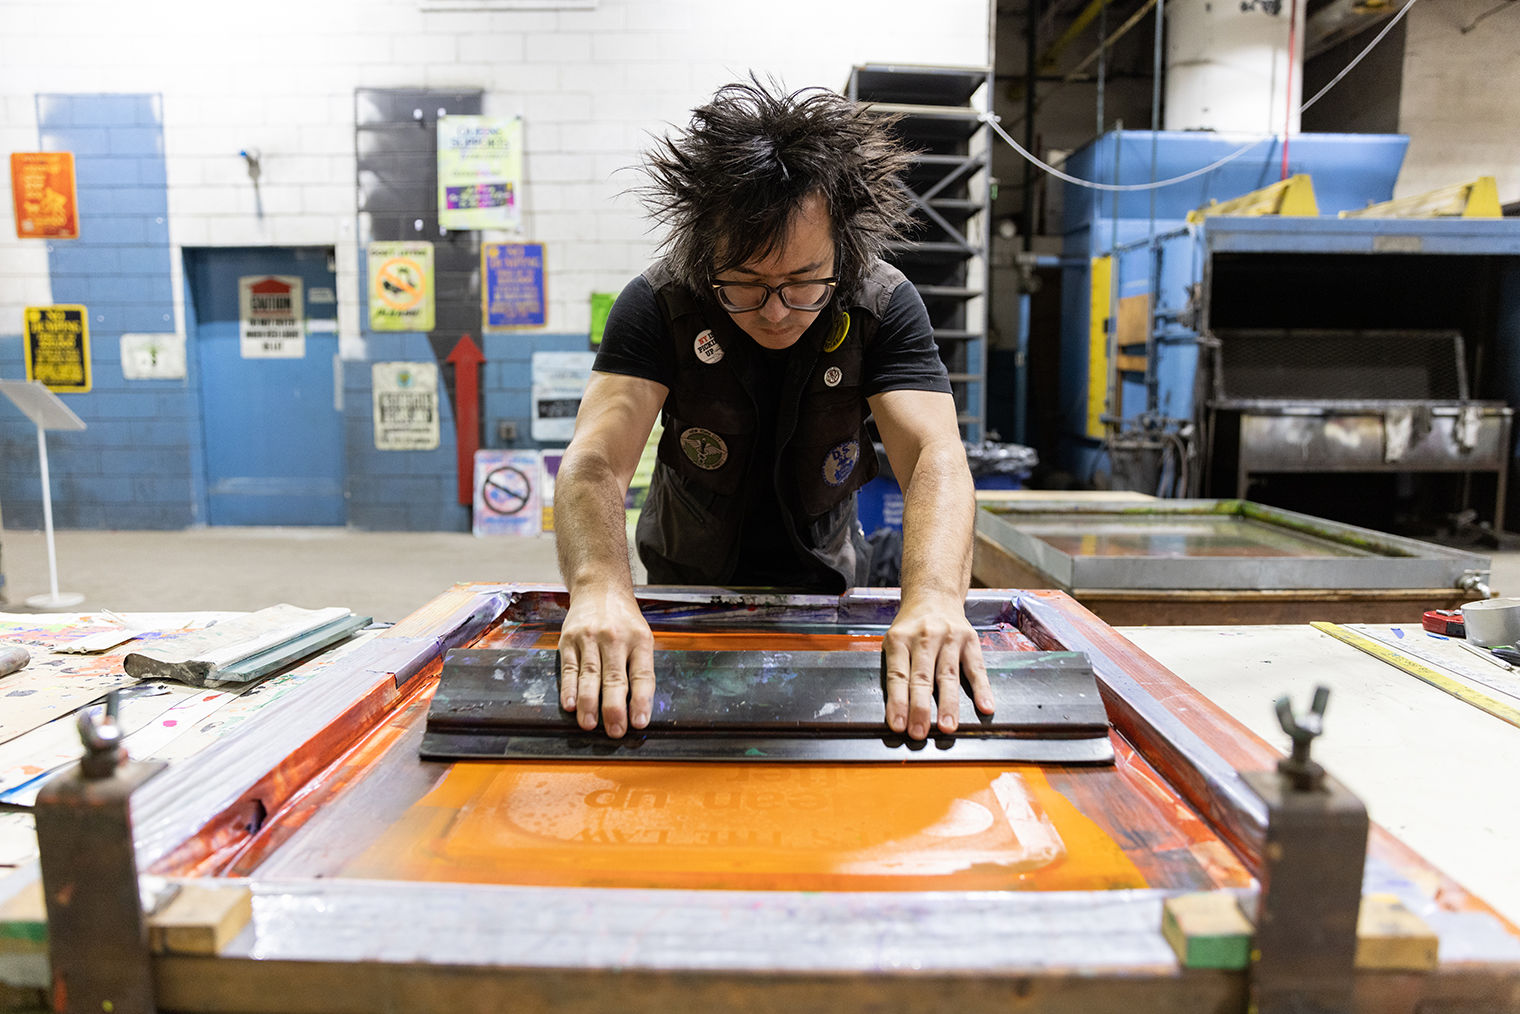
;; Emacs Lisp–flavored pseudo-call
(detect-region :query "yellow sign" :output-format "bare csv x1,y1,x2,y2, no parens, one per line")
24,305,91,393
368,241,435,332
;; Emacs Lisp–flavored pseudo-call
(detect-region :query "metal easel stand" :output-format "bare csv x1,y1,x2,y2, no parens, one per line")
0,380,87,608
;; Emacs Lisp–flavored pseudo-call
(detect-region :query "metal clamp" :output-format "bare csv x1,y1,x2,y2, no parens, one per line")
78,690,126,780
35,691,166,1014
1459,571,1494,600
1245,685,1369,1014
1273,685,1327,791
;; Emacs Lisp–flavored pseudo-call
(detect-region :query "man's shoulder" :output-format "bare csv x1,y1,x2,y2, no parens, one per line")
849,260,910,319
640,259,706,319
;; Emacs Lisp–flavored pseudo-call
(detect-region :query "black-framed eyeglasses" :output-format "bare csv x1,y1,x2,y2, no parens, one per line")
710,277,838,313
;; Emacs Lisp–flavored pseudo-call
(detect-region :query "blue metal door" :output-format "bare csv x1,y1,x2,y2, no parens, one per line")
185,247,343,525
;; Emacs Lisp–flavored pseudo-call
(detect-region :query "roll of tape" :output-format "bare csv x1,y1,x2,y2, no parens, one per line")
1460,597,1520,647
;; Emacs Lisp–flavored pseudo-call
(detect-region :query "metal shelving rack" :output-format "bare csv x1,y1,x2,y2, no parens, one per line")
847,63,993,441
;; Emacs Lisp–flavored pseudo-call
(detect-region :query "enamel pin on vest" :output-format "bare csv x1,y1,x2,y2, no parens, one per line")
823,311,850,353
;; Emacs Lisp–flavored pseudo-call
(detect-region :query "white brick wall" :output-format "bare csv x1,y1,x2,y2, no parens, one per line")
1398,2,1520,204
1,0,993,343
0,92,53,325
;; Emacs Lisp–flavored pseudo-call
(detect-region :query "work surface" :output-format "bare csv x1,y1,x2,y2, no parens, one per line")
1120,623,1520,926
2,588,1519,1013
1,609,1515,915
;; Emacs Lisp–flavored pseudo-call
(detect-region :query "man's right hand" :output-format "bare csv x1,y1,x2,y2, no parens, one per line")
558,586,656,738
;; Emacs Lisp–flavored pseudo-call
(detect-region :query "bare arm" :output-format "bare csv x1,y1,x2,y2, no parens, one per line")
869,388,991,739
555,370,668,737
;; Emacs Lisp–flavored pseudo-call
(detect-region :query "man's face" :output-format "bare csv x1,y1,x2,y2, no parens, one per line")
714,191,836,352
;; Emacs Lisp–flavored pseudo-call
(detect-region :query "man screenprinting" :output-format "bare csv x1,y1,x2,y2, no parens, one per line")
554,78,993,742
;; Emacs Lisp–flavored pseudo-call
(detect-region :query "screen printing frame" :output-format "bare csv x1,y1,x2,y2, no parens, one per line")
974,499,1490,593
5,584,1517,1013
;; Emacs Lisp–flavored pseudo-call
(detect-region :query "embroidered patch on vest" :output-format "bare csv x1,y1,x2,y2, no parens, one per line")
822,439,860,487
823,366,843,388
694,329,724,364
823,311,851,353
680,427,729,470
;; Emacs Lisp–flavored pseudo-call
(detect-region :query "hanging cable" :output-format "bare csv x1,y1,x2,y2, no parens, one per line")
988,0,1423,190
982,113,1268,192
1281,0,1297,179
1461,0,1517,33
1300,0,1420,111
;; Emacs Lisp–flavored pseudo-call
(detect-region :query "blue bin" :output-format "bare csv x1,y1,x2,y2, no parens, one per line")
856,475,904,533
856,441,1034,533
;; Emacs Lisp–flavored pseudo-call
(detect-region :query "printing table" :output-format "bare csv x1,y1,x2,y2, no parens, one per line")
2,586,1518,1014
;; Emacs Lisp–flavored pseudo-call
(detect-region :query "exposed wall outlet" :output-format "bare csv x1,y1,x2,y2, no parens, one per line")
497,420,518,442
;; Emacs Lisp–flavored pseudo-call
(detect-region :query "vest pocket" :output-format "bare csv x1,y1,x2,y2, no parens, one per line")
636,468,732,584
791,421,878,518
658,412,753,497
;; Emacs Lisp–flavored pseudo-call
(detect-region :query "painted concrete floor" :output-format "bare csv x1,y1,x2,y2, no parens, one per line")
0,527,606,622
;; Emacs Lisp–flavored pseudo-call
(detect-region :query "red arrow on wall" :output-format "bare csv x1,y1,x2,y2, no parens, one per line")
447,333,486,506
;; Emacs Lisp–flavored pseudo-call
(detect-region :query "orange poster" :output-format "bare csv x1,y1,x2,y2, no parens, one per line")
10,152,79,239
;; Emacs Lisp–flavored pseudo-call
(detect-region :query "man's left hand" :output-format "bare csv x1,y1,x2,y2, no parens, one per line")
882,597,993,740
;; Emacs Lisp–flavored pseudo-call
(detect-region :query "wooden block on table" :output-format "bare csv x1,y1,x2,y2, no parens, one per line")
1161,891,1253,970
148,884,252,956
0,881,46,953
1356,893,1439,970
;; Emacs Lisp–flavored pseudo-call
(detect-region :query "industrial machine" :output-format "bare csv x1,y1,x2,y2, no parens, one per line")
1056,131,1520,530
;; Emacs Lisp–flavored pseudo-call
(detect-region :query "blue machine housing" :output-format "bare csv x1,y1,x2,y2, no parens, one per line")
1056,129,1520,523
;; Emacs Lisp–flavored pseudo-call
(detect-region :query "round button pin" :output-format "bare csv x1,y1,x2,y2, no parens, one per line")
694,329,724,364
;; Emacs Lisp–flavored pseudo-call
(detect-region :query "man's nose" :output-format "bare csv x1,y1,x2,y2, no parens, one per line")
759,294,789,323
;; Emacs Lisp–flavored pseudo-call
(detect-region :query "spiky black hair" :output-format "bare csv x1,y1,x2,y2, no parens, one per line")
638,76,917,301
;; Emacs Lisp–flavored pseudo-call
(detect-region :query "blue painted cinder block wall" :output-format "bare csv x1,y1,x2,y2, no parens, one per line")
0,93,197,530
342,327,593,532
1,91,599,533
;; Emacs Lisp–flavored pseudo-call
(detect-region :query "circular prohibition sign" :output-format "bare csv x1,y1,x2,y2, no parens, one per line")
480,465,533,516
376,258,425,311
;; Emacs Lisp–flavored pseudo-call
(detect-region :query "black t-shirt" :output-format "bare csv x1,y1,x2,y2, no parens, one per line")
594,274,951,398
593,272,950,587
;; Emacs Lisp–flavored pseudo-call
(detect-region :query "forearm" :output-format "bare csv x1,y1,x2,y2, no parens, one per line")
554,449,636,596
897,441,974,606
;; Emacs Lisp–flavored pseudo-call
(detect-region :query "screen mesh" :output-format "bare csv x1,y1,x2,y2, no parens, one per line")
1215,328,1466,401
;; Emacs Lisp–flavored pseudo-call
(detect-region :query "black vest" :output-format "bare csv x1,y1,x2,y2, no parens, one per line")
635,259,908,591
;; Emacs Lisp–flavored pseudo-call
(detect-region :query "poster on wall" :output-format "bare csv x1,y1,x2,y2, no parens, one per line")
23,305,90,393
483,242,545,329
371,361,440,451
589,291,616,346
530,351,596,442
367,241,435,332
472,448,542,537
437,115,523,232
238,275,305,358
540,450,563,532
120,333,186,380
10,152,79,239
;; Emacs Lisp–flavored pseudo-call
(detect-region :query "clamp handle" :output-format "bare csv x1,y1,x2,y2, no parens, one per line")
76,690,125,779
1273,685,1329,791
